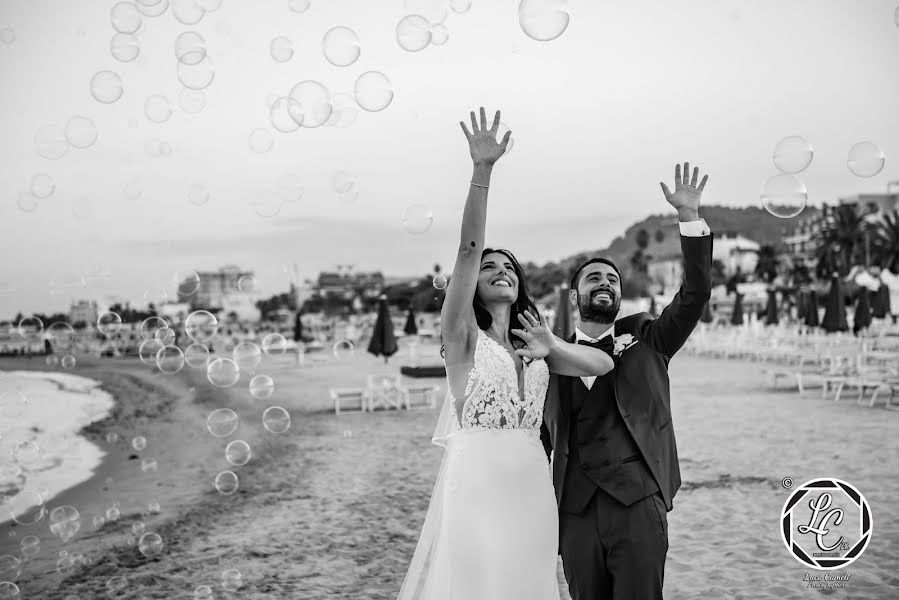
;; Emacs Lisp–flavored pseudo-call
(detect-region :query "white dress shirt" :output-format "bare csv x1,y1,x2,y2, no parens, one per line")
571,219,711,391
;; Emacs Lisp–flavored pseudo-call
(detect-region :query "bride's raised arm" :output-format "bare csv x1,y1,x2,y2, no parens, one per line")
440,107,511,367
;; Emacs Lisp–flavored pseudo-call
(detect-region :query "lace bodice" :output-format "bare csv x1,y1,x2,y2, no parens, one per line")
448,329,549,432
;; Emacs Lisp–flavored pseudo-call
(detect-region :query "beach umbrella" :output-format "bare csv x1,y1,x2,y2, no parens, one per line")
700,301,713,323
821,275,848,333
870,285,888,319
730,293,744,326
293,311,304,342
552,284,574,340
804,291,820,328
648,295,658,318
797,291,808,321
878,283,892,318
764,290,779,325
853,289,872,335
403,307,418,336
368,297,398,363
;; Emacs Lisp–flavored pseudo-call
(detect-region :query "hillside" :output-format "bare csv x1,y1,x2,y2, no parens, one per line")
523,204,820,301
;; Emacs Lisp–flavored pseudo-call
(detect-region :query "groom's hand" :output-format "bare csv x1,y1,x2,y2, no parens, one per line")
660,162,708,222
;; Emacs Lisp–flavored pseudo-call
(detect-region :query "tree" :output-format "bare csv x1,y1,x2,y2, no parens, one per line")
872,210,899,272
635,229,650,250
813,204,866,277
711,259,728,288
755,244,780,282
654,229,665,244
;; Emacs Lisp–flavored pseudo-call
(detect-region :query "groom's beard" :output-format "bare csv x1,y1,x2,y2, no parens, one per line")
578,290,620,324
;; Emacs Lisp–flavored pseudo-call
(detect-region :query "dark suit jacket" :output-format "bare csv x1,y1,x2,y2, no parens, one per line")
540,234,713,512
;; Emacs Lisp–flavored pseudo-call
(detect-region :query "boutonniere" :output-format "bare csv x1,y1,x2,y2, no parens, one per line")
613,333,637,356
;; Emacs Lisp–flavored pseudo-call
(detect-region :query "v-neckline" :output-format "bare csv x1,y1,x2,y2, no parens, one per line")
482,331,527,404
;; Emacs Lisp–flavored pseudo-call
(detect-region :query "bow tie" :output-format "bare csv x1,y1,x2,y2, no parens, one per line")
578,336,614,355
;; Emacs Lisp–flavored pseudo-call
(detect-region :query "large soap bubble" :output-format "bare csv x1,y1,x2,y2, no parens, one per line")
288,81,332,128
518,0,570,42
354,71,393,112
90,71,124,104
761,174,807,219
847,141,885,178
396,15,431,52
772,136,813,174
322,26,360,66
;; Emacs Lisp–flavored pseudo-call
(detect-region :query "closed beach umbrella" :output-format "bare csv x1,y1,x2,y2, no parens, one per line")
821,275,848,333
870,286,888,319
648,295,658,318
797,291,808,321
700,301,713,323
293,311,304,342
552,284,574,340
853,289,872,334
730,293,744,326
368,297,398,363
764,290,779,325
403,307,418,335
804,291,820,328
879,284,892,318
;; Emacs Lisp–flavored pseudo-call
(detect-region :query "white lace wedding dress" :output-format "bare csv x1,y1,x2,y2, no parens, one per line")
397,328,560,600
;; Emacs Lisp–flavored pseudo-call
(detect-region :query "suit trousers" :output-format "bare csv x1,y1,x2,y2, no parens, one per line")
560,487,669,600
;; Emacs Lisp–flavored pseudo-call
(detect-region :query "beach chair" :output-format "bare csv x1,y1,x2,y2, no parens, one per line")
366,375,403,411
330,387,368,416
396,377,439,410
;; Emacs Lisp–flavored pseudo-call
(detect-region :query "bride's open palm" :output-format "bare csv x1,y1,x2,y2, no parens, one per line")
460,107,511,165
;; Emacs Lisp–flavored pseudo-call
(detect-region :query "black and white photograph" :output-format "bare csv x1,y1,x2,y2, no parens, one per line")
1,1,898,598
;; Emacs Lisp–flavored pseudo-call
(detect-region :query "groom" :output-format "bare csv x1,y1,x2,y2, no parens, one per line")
540,163,713,599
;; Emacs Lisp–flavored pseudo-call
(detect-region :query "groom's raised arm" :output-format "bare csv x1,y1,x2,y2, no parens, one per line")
637,163,713,358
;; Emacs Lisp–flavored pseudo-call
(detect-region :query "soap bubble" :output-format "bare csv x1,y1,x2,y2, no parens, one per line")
214,471,239,495
185,310,218,342
111,2,142,34
97,311,123,336
519,0,570,41
288,81,332,128
325,92,359,128
433,275,448,289
178,56,215,90
138,532,164,557
288,0,311,13
65,116,98,149
29,174,55,199
156,346,185,374
13,441,40,464
333,339,355,359
145,95,173,123
225,440,251,466
90,71,124,104
154,327,176,346
222,568,243,591
48,506,81,543
252,189,282,218
175,31,206,65
496,121,514,155
110,32,140,62
184,343,210,367
46,322,76,351
141,457,158,473
396,15,431,52
206,409,239,439
0,583,20,599
761,174,807,219
232,342,262,372
263,406,291,433
249,128,274,153
354,71,393,112
0,555,21,582
207,357,240,387
141,316,169,340
132,436,147,451
136,0,169,17
249,374,275,400
9,491,47,526
172,0,205,25
237,275,256,292
322,26,361,66
401,204,434,234
16,193,38,213
772,136,813,174
61,355,77,369
430,23,449,46
138,339,165,366
269,97,304,132
178,88,206,113
261,333,287,355
35,124,69,160
451,0,471,13
270,36,294,62
847,141,885,178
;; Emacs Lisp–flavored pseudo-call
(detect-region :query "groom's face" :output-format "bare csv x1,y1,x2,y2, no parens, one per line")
572,264,621,324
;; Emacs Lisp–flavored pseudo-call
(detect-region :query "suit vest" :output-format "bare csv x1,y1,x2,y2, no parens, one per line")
561,370,660,514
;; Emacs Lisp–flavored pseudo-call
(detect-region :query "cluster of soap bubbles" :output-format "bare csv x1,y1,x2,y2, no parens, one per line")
49,506,81,543
761,136,886,219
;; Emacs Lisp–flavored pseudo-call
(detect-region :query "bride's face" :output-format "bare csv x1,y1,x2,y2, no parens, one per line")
477,252,519,305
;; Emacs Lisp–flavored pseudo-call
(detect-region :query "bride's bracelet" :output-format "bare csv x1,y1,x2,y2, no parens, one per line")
470,182,489,189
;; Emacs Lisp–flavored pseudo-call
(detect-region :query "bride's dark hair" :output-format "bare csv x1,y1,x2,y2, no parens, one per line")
440,247,541,358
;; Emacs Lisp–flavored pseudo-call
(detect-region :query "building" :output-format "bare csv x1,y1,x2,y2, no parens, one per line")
714,232,760,276
179,265,256,309
317,270,385,298
69,300,98,326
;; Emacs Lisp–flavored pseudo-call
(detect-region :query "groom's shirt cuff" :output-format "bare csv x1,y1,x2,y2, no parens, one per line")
679,218,710,237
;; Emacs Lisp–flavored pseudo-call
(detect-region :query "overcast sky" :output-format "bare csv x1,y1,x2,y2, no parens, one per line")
1,0,898,316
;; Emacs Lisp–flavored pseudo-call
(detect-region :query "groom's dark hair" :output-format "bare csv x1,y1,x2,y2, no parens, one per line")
570,257,623,290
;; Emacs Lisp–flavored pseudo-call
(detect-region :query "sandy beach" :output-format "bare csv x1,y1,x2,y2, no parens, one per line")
1,338,897,599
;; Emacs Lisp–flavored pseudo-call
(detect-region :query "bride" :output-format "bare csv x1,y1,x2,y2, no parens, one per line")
396,107,615,600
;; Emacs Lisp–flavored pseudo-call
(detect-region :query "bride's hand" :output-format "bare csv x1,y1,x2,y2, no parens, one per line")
511,310,556,360
460,107,511,166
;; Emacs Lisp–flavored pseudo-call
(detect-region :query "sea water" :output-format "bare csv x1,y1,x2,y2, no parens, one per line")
0,370,115,525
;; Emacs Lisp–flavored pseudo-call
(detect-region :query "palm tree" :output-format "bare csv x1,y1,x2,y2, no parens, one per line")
872,210,899,272
754,244,779,282
813,204,866,277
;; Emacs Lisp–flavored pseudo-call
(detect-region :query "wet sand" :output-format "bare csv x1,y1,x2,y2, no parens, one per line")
1,343,897,599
